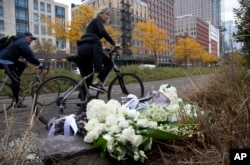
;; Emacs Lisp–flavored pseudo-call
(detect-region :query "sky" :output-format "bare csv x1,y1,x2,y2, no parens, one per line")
55,0,240,22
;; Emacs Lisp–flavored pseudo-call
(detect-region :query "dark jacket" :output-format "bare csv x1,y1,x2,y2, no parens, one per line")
0,35,40,66
85,16,115,45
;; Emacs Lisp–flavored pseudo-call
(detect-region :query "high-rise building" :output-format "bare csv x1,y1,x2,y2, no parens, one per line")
174,0,225,55
143,0,175,61
0,0,69,53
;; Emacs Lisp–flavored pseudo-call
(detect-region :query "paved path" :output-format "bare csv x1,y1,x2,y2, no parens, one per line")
0,75,208,139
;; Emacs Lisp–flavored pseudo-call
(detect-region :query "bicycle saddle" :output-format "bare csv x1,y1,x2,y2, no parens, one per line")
66,55,81,64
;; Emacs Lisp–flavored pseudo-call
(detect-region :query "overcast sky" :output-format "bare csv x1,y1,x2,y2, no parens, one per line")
55,0,240,21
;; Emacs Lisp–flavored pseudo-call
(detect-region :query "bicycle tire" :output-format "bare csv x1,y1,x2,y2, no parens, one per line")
32,76,85,124
0,81,13,112
107,73,144,102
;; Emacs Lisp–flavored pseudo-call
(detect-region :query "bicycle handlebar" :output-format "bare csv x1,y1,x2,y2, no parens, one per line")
37,67,50,76
23,66,50,77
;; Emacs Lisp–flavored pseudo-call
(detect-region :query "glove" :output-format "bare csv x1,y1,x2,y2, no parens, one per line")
36,63,44,69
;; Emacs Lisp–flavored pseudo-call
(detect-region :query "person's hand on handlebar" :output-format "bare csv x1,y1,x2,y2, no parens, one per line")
36,63,45,69
114,43,122,50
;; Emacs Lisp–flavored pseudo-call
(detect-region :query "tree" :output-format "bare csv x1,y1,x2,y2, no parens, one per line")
43,5,94,53
33,40,57,60
202,53,219,66
173,37,205,67
101,25,121,48
233,0,250,66
133,20,169,66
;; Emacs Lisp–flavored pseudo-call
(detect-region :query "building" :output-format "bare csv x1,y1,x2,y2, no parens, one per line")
224,20,242,53
208,22,220,56
138,0,175,63
82,0,175,64
81,0,148,56
0,0,69,54
174,0,225,55
175,15,209,52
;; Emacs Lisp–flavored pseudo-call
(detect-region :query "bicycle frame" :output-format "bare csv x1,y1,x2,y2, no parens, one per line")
94,48,129,98
58,71,95,108
0,68,49,99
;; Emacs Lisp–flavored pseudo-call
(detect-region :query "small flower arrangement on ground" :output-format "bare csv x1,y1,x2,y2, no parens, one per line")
83,84,199,162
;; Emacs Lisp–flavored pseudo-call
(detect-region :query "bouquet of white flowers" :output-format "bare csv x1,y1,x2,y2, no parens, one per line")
83,84,199,162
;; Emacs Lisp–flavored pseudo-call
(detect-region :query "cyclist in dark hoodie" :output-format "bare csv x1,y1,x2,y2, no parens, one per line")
0,32,43,108
77,6,120,93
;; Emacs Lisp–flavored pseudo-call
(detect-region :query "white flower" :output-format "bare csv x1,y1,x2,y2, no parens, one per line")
131,135,143,148
107,99,122,110
25,154,36,161
168,115,178,122
148,121,158,128
105,115,118,127
137,119,149,128
107,125,122,134
86,102,116,122
84,130,100,143
117,105,130,115
126,109,140,119
118,120,130,128
84,118,100,132
103,134,115,152
133,151,140,161
87,99,105,111
121,127,135,142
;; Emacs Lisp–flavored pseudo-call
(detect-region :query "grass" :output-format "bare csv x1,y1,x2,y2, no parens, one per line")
2,63,249,164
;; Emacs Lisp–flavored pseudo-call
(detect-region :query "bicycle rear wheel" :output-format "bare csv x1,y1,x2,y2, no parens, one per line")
107,73,144,102
0,82,13,112
32,76,85,124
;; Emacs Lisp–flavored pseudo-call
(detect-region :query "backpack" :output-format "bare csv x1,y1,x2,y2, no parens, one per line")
0,35,19,51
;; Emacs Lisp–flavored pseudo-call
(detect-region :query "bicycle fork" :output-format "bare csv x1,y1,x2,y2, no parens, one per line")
117,74,129,95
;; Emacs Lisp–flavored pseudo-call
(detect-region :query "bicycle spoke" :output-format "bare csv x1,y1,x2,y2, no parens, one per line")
33,76,86,124
108,73,144,102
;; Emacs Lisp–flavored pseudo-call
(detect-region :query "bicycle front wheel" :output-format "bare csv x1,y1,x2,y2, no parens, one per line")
107,73,144,102
0,82,13,112
32,76,85,124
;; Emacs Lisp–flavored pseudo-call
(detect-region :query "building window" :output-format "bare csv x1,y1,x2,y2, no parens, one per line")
0,6,3,16
0,20,4,30
16,10,28,21
47,39,52,44
55,6,65,17
47,4,51,13
33,13,38,22
40,2,45,11
41,38,46,43
34,24,39,34
41,25,46,35
16,22,28,33
15,0,28,8
56,39,66,49
40,14,45,23
33,0,38,10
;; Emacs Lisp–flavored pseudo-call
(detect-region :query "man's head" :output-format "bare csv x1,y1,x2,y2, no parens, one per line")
24,32,37,44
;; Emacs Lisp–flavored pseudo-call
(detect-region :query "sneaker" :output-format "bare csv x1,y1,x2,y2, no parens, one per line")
15,102,28,108
89,83,107,93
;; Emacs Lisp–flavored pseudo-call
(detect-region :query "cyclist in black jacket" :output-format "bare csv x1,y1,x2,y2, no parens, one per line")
0,32,43,108
77,6,119,93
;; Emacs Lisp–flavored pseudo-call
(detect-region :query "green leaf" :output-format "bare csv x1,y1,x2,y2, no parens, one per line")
139,136,151,149
144,128,181,141
93,137,107,157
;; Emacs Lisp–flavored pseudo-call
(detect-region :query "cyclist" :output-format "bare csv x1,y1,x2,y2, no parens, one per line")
77,6,120,93
0,32,44,108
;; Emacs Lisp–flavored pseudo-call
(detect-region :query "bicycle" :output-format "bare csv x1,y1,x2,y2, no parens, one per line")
32,48,144,124
0,60,50,112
